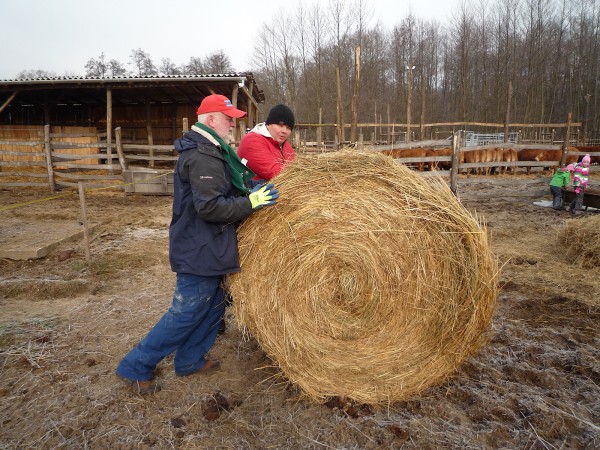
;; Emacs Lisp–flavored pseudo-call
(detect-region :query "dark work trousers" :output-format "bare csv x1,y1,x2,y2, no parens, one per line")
550,186,564,210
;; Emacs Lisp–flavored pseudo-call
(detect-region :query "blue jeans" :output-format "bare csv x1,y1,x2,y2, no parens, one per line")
116,273,225,380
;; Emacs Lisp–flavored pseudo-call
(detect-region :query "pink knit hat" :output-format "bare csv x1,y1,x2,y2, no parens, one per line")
582,154,591,165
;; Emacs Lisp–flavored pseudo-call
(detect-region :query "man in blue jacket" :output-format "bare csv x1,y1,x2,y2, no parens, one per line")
116,94,278,394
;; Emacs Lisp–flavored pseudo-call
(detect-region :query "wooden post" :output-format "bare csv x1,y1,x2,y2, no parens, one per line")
317,107,322,149
106,87,113,174
247,80,255,127
177,118,189,158
560,112,572,167
350,47,361,143
386,104,391,144
504,82,513,142
450,131,460,195
231,85,240,143
336,67,344,145
373,103,378,143
145,97,155,168
44,124,56,194
406,65,414,143
171,104,178,147
77,181,91,265
115,127,128,171
420,73,426,140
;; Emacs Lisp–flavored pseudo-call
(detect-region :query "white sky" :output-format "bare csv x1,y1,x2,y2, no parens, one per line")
0,0,455,79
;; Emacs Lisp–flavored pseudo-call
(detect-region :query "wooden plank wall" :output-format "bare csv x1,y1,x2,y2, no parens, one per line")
52,126,99,166
97,104,194,144
0,126,44,164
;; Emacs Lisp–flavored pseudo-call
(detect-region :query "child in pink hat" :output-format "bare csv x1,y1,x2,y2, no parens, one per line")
566,154,591,214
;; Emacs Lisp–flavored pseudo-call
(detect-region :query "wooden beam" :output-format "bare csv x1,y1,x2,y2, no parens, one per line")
106,87,113,173
336,67,344,145
145,96,154,168
0,91,19,114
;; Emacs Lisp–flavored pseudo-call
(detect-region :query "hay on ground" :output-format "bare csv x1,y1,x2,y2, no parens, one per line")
558,215,600,269
228,150,498,404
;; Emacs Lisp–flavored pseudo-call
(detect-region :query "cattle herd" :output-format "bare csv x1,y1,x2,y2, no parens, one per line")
382,146,599,175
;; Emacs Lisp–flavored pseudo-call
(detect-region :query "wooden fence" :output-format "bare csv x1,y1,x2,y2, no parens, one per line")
0,125,178,193
1,124,598,195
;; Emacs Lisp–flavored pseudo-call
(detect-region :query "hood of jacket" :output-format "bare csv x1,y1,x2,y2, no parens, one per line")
250,122,275,140
174,126,220,154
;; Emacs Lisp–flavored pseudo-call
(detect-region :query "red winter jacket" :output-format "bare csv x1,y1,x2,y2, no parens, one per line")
237,123,296,181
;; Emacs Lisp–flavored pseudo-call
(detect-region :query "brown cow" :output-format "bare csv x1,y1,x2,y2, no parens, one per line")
425,147,454,171
381,148,427,171
462,149,481,175
501,148,518,174
540,149,578,172
517,149,577,174
484,148,504,175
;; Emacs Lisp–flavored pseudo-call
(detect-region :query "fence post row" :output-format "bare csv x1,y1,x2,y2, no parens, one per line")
450,131,461,194
43,124,56,194
115,127,128,171
1,114,595,194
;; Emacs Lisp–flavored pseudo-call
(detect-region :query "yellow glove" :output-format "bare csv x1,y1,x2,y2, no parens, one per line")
249,184,279,209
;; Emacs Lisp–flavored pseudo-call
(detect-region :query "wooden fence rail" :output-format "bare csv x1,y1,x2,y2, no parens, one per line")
1,123,598,194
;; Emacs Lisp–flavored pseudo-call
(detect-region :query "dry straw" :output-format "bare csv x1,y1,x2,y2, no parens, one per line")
228,150,498,404
558,215,600,268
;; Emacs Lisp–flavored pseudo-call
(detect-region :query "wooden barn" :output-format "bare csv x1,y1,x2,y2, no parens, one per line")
0,73,265,145
0,74,265,192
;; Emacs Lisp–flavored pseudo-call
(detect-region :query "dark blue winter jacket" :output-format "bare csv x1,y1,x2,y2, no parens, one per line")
169,129,253,276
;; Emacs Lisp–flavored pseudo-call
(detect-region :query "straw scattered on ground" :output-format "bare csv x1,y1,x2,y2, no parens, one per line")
558,215,600,268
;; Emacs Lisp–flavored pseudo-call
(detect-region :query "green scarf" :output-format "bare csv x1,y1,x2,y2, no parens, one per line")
195,122,255,194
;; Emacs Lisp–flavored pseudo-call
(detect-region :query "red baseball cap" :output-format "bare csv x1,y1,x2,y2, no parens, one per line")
196,94,247,118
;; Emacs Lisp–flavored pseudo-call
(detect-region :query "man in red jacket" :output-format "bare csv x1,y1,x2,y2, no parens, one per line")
237,104,296,181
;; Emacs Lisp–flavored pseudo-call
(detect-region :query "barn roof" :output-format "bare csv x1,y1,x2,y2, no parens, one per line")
0,73,265,108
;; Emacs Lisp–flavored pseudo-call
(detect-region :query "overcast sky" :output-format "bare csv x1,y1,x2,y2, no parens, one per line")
0,0,455,79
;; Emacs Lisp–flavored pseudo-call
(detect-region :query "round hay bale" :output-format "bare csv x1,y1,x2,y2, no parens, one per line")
558,215,600,269
228,150,497,404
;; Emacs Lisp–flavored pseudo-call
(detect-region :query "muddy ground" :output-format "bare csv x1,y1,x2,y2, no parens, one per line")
0,174,599,449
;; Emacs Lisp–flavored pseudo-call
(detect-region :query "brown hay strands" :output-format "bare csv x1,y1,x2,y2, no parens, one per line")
558,215,600,269
228,150,498,404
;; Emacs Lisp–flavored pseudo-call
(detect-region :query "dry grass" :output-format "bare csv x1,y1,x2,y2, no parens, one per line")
228,150,498,404
1,180,599,448
558,215,600,268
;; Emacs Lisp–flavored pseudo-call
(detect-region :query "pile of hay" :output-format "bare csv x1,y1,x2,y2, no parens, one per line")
228,150,498,404
558,215,600,268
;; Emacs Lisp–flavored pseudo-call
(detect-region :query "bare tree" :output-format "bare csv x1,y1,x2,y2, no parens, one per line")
84,53,109,78
16,69,57,79
183,57,205,75
129,48,157,77
253,11,300,109
305,2,329,125
203,50,234,73
159,58,181,76
108,59,128,77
